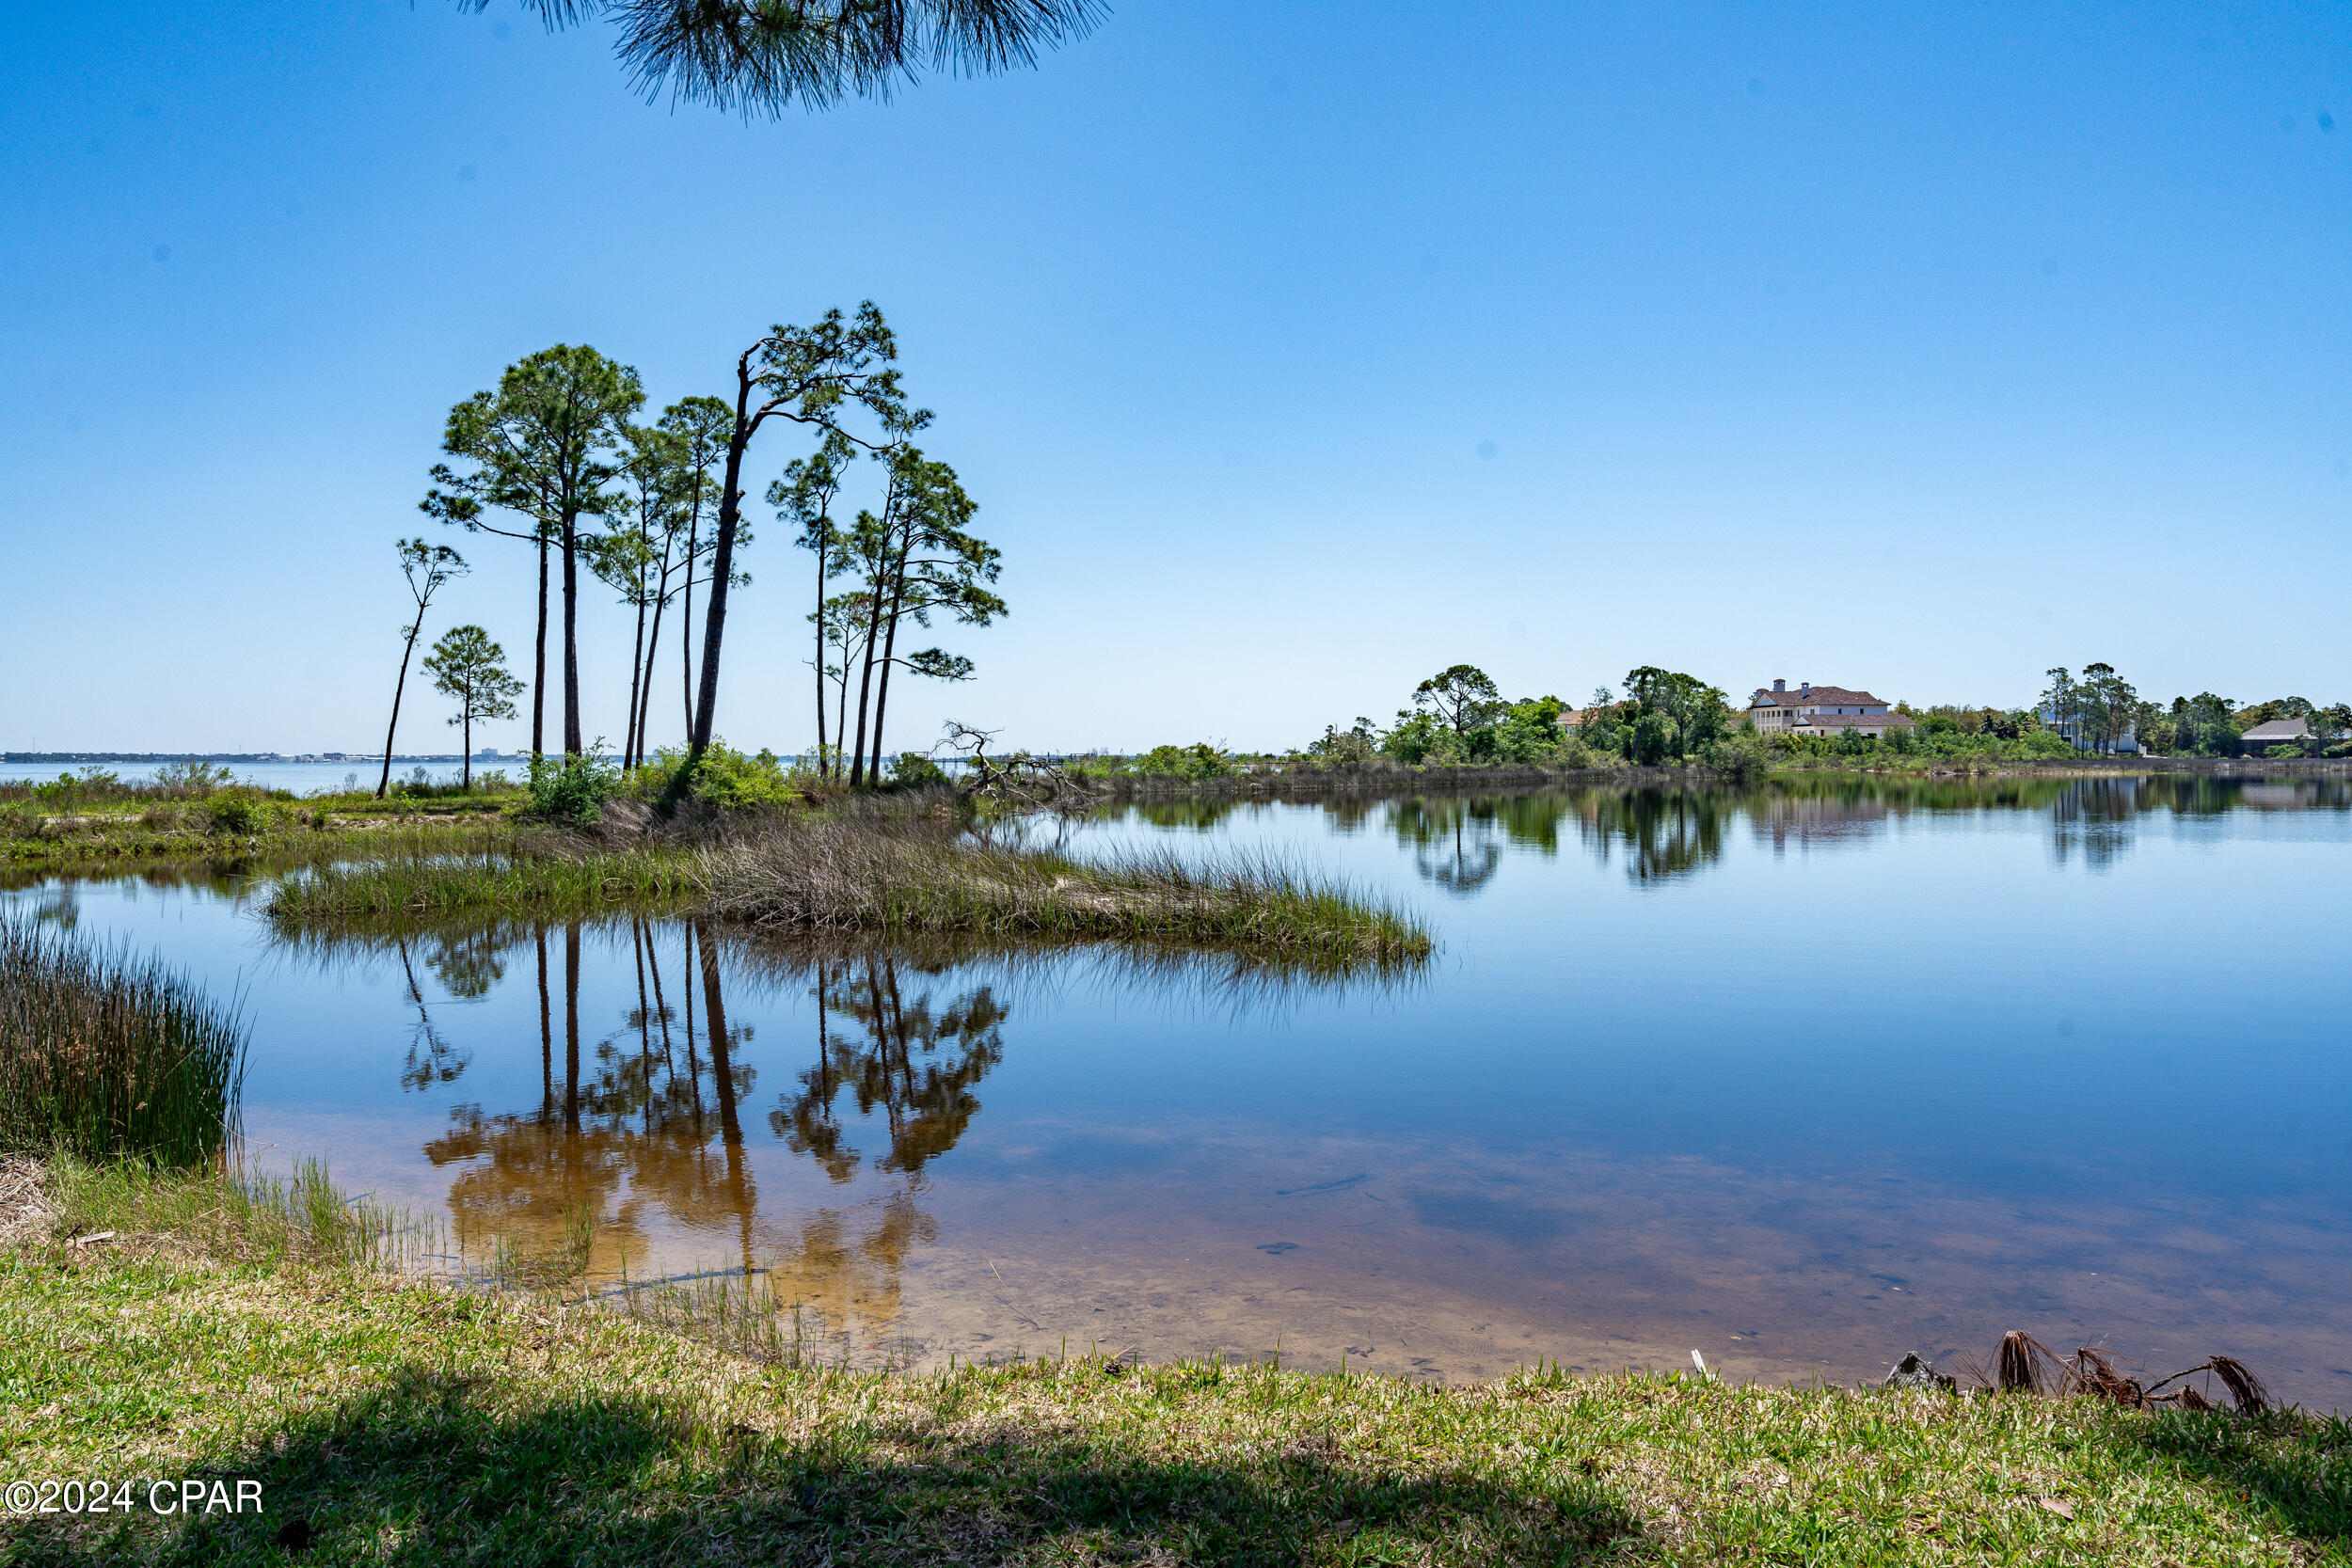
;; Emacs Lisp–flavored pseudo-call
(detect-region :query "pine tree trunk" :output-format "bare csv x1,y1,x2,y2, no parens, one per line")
637,578,668,771
849,589,883,787
869,563,909,784
691,420,749,759
814,538,830,775
376,612,426,800
562,510,582,758
625,578,648,770
532,532,549,760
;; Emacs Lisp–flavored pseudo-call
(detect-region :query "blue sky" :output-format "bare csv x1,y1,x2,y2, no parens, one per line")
3,1,2346,753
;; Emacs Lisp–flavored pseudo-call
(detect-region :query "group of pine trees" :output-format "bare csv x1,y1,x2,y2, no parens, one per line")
373,305,1001,798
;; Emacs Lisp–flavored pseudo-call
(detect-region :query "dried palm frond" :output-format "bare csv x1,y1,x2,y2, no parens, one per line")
2176,1385,2216,1413
1995,1331,2063,1396
2210,1355,2271,1416
2068,1345,2145,1407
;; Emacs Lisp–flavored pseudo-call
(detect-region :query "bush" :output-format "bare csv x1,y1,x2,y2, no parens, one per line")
887,752,952,790
1136,743,1233,779
526,751,622,827
152,761,237,797
2266,743,2304,759
631,743,802,814
204,794,276,834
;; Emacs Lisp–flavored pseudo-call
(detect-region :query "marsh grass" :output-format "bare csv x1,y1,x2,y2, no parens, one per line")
0,915,246,1166
263,843,699,926
696,816,1432,963
262,816,1432,965
45,1152,426,1273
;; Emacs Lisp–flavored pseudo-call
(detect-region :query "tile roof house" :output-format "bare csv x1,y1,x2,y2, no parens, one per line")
2242,718,2312,748
1747,679,1915,737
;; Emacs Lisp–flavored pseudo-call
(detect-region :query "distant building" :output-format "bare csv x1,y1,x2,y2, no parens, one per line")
1555,708,1597,736
2036,706,2138,754
2242,718,2312,751
476,748,502,759
1746,680,1915,738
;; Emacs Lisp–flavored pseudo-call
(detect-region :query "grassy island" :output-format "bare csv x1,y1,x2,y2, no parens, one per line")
262,816,1429,969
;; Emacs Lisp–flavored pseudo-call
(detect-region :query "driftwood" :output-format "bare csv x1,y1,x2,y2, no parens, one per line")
937,722,1108,813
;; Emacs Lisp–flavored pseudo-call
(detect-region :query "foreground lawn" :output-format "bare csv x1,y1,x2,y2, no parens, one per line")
3,1237,2346,1566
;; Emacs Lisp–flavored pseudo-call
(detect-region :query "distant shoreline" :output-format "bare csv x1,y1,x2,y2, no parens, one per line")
1,753,497,766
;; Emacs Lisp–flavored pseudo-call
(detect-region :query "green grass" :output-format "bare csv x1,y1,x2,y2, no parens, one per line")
260,818,1432,967
0,917,246,1167
262,845,699,926
697,819,1433,965
0,800,521,878
1,1161,2345,1565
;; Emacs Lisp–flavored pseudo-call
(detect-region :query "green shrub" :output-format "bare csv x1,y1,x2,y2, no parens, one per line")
152,760,237,796
526,751,622,826
1136,742,1233,779
888,752,952,790
2266,743,2304,759
204,794,276,834
631,743,801,814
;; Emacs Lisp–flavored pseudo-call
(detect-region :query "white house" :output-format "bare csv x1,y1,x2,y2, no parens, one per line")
1747,680,1916,738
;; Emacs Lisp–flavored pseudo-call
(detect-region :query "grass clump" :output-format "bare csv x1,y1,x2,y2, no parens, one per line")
33,1152,420,1272
696,817,1432,964
0,914,246,1166
263,845,698,926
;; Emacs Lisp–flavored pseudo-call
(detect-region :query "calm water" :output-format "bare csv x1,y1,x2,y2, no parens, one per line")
10,775,2350,1406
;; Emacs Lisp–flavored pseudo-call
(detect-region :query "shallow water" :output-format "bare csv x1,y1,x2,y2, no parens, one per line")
10,774,2351,1407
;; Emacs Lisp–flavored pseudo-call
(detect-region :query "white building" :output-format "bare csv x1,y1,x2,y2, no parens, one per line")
1746,680,1916,738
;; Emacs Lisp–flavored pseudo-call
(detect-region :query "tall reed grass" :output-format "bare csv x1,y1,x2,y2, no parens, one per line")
264,846,698,926
697,817,1432,963
0,913,246,1165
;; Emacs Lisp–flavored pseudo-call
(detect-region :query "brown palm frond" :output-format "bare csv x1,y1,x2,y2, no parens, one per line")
1995,1331,2063,1395
2067,1345,2146,1406
2210,1355,2271,1416
2176,1384,2216,1413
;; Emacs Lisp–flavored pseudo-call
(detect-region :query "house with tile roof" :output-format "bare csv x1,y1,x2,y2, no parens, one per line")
1746,679,1916,738
2241,718,2312,752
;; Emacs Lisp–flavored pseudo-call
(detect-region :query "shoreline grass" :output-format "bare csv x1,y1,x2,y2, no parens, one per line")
0,807,523,882
262,844,700,925
697,818,1431,964
261,818,1432,967
5,1159,2346,1565
0,916,246,1167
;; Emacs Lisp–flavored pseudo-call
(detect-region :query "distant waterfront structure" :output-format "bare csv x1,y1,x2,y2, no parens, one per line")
1746,680,1916,739
2035,705,2139,754
2241,718,2312,751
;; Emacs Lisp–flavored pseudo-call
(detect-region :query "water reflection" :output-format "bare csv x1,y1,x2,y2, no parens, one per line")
269,913,1407,1352
775,957,1007,1180
1274,774,2351,891
423,920,759,1281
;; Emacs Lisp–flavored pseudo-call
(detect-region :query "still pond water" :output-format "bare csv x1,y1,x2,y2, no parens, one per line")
10,776,2350,1407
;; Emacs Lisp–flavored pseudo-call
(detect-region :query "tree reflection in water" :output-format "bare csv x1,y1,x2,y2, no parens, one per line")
423,919,758,1288
1391,800,1503,896
1574,789,1728,883
403,920,1007,1354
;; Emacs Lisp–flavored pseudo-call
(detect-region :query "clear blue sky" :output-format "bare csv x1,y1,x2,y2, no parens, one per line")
3,2,2346,754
